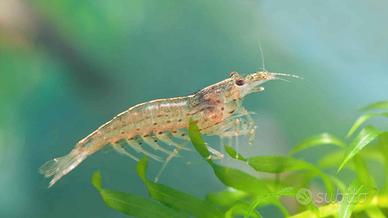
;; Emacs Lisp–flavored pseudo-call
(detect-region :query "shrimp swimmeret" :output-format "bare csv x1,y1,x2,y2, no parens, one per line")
40,71,300,187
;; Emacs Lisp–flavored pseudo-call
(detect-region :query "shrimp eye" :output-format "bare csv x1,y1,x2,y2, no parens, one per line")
235,79,245,86
229,72,239,78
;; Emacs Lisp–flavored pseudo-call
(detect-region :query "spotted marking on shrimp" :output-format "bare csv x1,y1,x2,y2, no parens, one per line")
39,71,301,187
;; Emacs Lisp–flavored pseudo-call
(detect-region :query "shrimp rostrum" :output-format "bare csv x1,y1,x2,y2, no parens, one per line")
40,71,299,187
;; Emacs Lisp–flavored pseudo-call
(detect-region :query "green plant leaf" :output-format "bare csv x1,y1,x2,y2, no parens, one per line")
207,188,249,207
224,145,317,174
271,201,292,217
188,119,211,160
223,148,322,216
290,133,346,155
92,171,103,189
338,182,370,218
91,171,184,218
319,150,346,168
245,187,320,218
211,163,270,195
353,155,376,187
188,121,270,195
225,145,247,161
136,158,223,218
360,147,386,164
246,198,281,218
225,146,335,199
338,126,382,172
246,187,296,218
225,203,262,218
320,151,376,187
247,156,318,174
347,112,388,138
362,101,388,112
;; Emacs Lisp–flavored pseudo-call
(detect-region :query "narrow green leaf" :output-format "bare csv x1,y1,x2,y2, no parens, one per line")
188,119,211,160
320,147,386,187
225,145,247,161
347,112,388,138
91,171,184,218
319,150,346,169
225,203,262,218
246,197,277,218
338,182,370,218
272,201,292,217
360,147,386,164
338,126,382,172
225,146,335,199
250,156,335,199
362,101,388,112
92,170,103,190
136,158,148,182
188,121,271,195
246,187,296,218
290,133,346,155
226,147,319,175
353,155,376,187
136,158,223,218
207,188,249,207
247,156,316,174
211,163,270,195
321,150,377,187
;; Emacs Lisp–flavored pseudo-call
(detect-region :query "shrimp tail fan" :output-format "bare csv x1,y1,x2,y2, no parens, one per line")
39,148,87,188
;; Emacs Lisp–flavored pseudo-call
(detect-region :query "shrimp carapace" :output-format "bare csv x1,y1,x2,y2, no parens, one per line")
40,71,299,187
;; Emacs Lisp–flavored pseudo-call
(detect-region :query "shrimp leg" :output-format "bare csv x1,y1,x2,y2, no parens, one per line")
111,143,139,161
154,148,180,182
207,145,224,160
239,108,257,144
141,136,173,155
156,133,190,151
217,109,257,140
125,139,162,162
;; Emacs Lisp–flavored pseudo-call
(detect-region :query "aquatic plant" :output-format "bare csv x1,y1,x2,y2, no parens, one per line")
92,101,388,218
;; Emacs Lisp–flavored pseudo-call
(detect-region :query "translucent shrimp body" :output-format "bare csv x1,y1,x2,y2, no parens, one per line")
40,71,299,187
40,97,193,187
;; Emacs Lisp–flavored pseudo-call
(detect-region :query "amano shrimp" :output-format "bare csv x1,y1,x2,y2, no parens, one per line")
40,71,300,187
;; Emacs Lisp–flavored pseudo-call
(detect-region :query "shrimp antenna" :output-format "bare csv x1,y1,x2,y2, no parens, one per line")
257,38,266,72
256,37,303,82
271,72,303,80
269,72,304,83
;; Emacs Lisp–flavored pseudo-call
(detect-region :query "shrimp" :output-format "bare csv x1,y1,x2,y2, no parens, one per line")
40,71,300,187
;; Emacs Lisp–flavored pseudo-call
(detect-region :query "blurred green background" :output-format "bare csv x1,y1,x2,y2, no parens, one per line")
1,0,387,217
